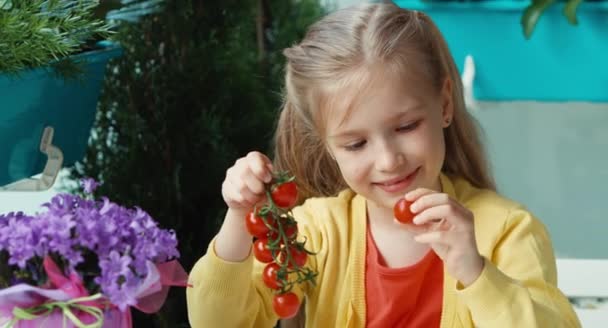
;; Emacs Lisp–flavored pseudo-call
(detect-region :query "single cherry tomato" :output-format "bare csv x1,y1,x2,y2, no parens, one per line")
271,181,298,208
279,246,307,268
246,211,274,238
253,238,274,263
273,292,300,319
262,263,282,290
270,222,298,241
283,224,298,239
394,198,415,224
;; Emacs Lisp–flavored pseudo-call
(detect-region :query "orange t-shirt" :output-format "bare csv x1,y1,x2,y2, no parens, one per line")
365,227,443,327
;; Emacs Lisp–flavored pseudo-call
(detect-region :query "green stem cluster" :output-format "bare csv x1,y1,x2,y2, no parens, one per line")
260,188,317,295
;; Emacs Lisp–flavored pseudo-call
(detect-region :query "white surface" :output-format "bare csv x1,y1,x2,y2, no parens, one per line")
576,309,608,328
0,169,72,215
557,258,608,327
558,259,608,298
0,186,58,215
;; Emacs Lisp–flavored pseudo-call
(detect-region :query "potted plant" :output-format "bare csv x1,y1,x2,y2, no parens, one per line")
0,0,161,190
0,178,189,327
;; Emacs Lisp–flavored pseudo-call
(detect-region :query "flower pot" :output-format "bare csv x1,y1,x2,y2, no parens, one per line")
0,41,122,188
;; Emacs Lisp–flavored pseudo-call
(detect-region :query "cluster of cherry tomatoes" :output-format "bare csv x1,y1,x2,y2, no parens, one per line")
245,175,317,319
244,173,413,318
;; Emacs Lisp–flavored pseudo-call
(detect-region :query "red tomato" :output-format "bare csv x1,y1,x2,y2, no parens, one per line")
284,224,298,239
394,198,415,224
262,263,282,290
273,292,300,319
271,181,298,208
245,211,274,238
253,238,274,263
279,246,307,268
269,223,298,241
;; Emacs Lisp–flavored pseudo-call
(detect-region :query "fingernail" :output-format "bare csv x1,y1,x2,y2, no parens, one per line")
264,174,272,183
412,216,419,225
410,202,418,213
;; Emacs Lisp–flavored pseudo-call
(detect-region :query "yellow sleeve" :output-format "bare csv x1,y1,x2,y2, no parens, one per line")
186,205,321,328
456,206,581,327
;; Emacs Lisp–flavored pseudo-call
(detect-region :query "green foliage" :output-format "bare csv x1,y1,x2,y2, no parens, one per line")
68,1,325,326
0,0,112,75
521,0,587,39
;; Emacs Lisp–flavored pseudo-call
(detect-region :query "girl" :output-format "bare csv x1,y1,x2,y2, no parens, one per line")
186,3,580,327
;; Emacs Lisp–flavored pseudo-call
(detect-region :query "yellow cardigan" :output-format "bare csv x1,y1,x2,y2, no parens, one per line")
186,173,581,327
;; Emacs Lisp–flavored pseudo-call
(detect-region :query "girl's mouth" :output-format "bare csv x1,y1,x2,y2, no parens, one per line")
374,167,420,193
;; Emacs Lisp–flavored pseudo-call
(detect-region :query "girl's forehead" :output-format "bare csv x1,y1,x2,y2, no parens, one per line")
319,68,432,131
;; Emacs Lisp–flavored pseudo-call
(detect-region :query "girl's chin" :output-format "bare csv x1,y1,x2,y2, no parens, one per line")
366,197,398,213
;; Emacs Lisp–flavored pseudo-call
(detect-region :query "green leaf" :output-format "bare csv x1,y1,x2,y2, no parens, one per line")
563,0,584,25
0,0,112,76
0,0,12,10
521,0,556,39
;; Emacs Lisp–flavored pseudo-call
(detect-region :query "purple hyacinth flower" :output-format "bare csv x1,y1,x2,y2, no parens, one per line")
81,178,100,194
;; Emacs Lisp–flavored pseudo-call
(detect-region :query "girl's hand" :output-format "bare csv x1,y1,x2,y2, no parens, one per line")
405,188,484,287
222,151,274,215
215,151,273,262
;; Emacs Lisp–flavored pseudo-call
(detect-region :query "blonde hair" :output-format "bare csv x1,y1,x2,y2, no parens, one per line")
273,3,495,202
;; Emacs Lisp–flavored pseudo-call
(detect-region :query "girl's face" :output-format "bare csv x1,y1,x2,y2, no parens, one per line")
325,71,453,213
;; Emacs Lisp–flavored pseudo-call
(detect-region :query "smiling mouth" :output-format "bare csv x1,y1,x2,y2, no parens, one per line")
377,168,419,185
379,176,406,186
374,167,420,192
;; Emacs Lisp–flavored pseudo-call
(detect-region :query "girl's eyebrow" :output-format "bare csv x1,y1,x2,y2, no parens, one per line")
328,106,424,139
328,129,365,139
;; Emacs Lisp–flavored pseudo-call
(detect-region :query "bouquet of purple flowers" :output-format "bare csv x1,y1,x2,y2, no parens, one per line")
0,178,189,328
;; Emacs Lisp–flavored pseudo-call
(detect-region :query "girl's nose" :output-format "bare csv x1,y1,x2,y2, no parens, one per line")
375,140,404,172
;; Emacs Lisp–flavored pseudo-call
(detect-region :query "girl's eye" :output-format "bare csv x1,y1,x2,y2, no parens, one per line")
397,121,420,132
344,140,366,151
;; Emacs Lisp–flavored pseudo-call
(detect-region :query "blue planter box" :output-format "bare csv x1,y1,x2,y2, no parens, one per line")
0,42,122,188
394,0,608,102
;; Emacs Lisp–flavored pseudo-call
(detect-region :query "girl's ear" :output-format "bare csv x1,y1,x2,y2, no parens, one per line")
441,77,454,128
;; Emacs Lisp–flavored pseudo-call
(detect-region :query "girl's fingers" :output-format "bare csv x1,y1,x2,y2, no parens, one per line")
242,167,267,195
412,204,466,227
229,178,260,206
222,152,276,211
224,179,247,206
247,152,273,183
413,230,457,245
403,220,450,235
409,192,451,214
404,188,436,201
401,222,432,234
412,204,449,225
